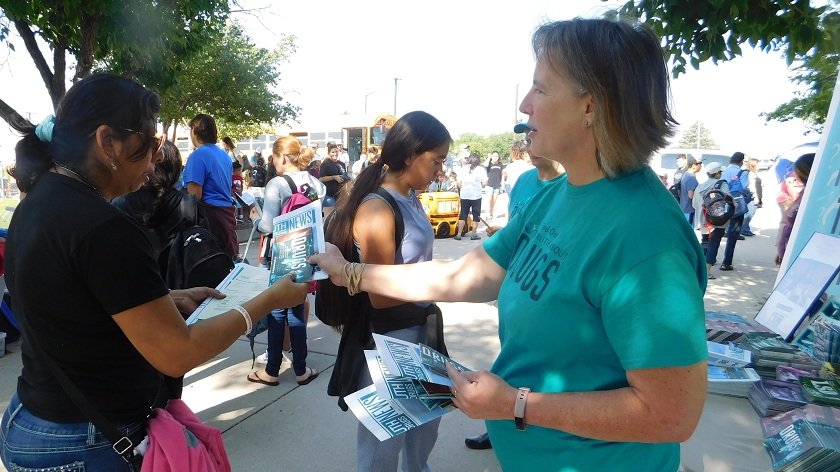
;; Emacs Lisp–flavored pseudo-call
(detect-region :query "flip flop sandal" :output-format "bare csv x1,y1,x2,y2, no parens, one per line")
248,370,279,386
296,367,319,386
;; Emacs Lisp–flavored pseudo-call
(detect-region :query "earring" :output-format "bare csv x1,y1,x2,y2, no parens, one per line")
584,120,590,127
110,161,118,171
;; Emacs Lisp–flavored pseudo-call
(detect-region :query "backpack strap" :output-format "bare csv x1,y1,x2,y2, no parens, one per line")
373,187,405,250
280,174,298,195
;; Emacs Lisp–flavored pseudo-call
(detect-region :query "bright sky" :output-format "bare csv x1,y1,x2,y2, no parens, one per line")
0,0,823,163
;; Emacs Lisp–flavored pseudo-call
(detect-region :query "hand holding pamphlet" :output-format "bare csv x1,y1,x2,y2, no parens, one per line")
345,334,473,441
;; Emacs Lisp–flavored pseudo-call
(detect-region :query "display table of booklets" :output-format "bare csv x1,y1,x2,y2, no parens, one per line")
692,233,840,472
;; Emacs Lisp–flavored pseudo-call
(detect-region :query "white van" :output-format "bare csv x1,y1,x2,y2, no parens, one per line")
650,148,733,184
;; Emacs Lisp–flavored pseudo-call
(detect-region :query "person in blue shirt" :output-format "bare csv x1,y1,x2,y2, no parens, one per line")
718,151,750,271
312,18,707,472
182,114,238,258
679,156,701,224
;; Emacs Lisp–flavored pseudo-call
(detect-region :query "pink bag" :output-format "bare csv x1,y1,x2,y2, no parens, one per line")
141,399,231,472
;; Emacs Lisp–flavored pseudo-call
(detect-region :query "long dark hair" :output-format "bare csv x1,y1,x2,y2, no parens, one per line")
321,111,450,327
10,74,160,193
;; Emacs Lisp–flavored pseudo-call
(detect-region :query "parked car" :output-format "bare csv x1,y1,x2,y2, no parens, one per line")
649,148,733,184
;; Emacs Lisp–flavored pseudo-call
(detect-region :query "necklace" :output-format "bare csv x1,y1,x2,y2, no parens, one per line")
54,164,105,200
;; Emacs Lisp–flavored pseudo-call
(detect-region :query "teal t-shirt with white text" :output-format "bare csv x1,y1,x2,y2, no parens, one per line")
506,168,564,220
483,166,707,472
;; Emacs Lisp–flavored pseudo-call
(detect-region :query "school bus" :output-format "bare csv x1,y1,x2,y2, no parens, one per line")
343,114,397,163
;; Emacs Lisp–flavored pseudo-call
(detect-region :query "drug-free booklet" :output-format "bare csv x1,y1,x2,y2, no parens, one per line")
269,200,327,284
345,334,472,441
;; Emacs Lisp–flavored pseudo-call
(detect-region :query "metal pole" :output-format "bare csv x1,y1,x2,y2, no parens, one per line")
393,78,400,116
514,83,519,124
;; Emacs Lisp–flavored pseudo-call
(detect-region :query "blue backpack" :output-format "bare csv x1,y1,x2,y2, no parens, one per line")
728,169,753,216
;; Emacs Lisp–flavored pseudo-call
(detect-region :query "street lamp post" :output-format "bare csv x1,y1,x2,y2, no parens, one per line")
364,90,376,116
393,77,401,116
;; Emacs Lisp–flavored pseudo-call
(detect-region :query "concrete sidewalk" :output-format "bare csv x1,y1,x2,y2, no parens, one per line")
0,181,786,472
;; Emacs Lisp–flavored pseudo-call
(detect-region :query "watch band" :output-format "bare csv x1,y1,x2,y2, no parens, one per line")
514,387,530,431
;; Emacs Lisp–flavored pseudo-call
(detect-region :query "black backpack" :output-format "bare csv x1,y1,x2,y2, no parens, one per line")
702,180,735,226
161,195,234,293
668,178,681,201
314,188,404,329
251,166,267,187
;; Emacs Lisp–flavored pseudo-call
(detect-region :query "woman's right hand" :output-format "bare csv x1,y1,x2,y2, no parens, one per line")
308,243,349,287
267,274,309,308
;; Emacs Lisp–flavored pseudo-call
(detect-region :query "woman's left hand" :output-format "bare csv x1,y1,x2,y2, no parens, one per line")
170,287,225,314
446,363,518,420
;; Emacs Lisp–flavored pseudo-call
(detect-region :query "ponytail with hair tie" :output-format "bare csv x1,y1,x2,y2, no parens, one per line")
35,115,56,143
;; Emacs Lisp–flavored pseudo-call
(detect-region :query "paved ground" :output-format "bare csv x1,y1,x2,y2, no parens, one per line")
0,171,787,471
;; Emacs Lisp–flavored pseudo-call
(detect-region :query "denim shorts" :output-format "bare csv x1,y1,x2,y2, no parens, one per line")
1,393,146,471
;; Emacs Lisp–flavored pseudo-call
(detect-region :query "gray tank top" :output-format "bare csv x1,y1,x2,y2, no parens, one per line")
357,188,434,264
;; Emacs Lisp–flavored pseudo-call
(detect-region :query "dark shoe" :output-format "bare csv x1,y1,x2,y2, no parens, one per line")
719,264,734,271
737,235,745,240
465,432,492,450
453,235,462,241
470,235,482,240
741,231,755,237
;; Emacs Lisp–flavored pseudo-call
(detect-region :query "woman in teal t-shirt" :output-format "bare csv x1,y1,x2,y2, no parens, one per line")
312,18,707,472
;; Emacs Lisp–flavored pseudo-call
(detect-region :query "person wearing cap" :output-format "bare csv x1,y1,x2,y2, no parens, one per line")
311,18,706,471
693,161,727,279
718,151,751,271
679,155,702,224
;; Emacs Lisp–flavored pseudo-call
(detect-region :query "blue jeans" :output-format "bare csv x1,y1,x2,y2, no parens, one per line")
1,393,146,471
266,304,308,377
723,215,744,266
705,228,726,266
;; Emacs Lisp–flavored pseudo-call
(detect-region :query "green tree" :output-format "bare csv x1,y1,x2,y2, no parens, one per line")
614,0,838,130
678,121,718,149
0,0,228,125
454,132,517,162
134,23,299,139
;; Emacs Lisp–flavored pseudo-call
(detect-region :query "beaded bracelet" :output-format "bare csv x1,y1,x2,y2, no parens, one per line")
234,305,252,336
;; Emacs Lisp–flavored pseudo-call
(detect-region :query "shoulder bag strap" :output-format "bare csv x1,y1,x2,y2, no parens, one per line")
15,307,146,467
280,174,298,195
374,187,405,250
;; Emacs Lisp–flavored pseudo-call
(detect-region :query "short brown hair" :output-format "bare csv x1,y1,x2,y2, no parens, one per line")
189,114,218,144
532,19,677,177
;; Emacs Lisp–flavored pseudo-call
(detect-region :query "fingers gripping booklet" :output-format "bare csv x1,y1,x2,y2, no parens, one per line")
269,200,327,284
345,334,473,441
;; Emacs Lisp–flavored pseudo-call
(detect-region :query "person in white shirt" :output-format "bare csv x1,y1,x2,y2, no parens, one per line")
455,153,487,240
503,141,533,194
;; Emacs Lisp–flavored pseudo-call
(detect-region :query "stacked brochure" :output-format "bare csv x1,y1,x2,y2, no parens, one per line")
707,341,752,367
799,377,840,407
707,365,761,397
706,311,770,343
762,404,840,438
763,419,840,471
748,379,808,417
344,334,472,441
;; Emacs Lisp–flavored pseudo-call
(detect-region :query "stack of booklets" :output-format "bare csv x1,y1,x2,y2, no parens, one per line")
761,404,840,438
748,379,809,417
344,334,471,441
810,314,840,364
763,419,840,471
799,377,840,407
708,341,752,367
706,311,770,343
707,365,761,397
740,332,821,378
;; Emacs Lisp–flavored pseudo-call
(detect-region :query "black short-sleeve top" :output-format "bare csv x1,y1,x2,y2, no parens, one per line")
5,172,170,423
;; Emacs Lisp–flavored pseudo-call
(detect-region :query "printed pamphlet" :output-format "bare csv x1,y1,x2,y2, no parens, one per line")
345,334,472,441
708,341,752,367
186,263,269,324
269,200,326,284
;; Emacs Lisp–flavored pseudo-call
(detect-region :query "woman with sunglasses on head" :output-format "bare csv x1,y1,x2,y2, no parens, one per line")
312,19,706,471
0,74,308,471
